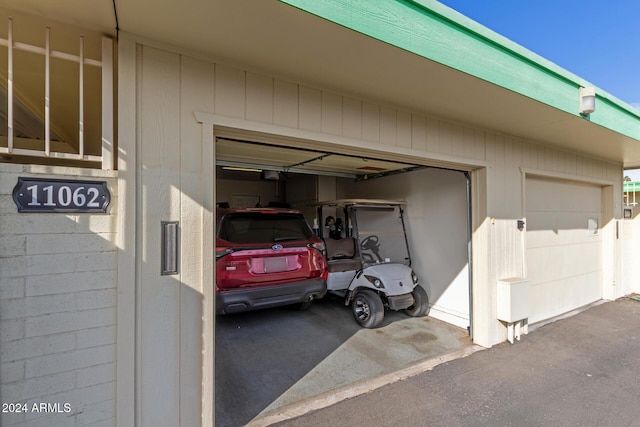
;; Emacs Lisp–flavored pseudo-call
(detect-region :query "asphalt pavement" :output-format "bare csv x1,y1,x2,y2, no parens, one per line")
271,297,640,427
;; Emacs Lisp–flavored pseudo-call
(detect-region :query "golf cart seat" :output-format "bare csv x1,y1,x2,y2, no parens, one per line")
325,237,362,272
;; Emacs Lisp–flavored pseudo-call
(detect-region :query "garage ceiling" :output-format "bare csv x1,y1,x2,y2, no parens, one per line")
216,138,424,180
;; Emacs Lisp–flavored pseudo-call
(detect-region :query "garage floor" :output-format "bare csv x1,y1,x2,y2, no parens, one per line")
215,298,473,427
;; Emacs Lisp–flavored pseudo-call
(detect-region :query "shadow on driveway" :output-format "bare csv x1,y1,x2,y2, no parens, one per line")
215,298,471,427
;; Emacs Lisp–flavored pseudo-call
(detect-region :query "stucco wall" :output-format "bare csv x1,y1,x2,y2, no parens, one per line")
0,163,118,427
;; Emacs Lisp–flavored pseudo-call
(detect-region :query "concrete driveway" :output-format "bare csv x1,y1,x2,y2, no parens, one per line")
271,297,640,427
215,298,473,427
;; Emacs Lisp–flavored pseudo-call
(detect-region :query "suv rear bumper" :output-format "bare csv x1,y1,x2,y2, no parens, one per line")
216,278,327,314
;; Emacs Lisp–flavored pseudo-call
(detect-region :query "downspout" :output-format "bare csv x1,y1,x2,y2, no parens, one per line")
464,171,473,338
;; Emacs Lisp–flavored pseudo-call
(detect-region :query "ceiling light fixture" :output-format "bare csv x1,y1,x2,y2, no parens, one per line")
222,166,263,173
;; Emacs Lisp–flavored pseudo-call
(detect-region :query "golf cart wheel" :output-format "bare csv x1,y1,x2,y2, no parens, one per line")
404,286,429,317
352,289,384,328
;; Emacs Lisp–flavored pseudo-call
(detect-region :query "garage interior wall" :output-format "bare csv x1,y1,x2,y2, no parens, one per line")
217,167,286,208
335,169,470,328
118,36,624,424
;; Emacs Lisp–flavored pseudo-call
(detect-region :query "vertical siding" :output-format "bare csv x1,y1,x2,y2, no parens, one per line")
321,91,342,136
273,80,298,128
136,46,219,427
0,164,118,427
298,86,322,132
462,127,479,160
204,60,621,200
362,102,380,143
342,97,362,139
504,137,522,215
116,37,137,427
425,117,439,153
214,64,245,119
139,46,182,427
438,121,455,157
471,168,492,346
245,72,273,124
410,114,426,151
396,110,412,148
486,133,506,217
179,55,215,426
379,106,396,146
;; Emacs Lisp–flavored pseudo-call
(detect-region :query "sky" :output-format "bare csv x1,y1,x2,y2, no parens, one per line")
437,1,640,110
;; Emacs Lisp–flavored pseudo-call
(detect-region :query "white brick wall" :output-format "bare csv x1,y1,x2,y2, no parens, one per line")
1,164,118,427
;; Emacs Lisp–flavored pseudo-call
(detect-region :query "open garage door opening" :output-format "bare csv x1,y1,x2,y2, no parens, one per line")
214,137,473,426
215,137,472,328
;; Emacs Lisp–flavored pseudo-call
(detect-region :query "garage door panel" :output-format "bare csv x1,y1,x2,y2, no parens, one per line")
529,271,602,324
526,227,601,249
527,242,601,285
526,178,602,212
526,211,601,235
526,176,602,324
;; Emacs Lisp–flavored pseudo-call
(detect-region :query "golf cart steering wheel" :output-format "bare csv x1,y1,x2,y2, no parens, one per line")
360,235,383,262
360,235,379,251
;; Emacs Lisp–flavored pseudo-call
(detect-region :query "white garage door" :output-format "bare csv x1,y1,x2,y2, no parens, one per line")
526,177,602,324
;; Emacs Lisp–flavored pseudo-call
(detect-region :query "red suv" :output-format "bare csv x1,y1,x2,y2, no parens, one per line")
216,208,327,314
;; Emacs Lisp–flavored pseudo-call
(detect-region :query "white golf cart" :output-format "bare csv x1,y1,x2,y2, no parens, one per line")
313,199,429,328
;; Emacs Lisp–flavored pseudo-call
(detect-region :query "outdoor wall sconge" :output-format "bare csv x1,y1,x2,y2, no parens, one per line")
579,86,596,115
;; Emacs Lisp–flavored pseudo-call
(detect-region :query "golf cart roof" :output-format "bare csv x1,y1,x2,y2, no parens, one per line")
312,199,405,208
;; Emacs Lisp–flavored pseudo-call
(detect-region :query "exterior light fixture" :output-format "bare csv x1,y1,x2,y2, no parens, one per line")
579,86,596,115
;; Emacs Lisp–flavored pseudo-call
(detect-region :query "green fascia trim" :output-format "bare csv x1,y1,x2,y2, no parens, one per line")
624,182,640,192
278,0,640,141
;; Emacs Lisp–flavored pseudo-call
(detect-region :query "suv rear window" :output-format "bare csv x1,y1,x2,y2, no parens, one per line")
218,213,314,244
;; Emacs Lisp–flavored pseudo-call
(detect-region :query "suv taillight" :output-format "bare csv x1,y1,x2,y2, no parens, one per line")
309,241,326,256
216,247,233,260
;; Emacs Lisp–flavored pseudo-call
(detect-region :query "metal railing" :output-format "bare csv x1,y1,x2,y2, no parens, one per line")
624,181,640,207
0,18,114,169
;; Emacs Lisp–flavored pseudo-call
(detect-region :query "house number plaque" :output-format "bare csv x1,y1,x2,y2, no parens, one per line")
12,177,111,213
